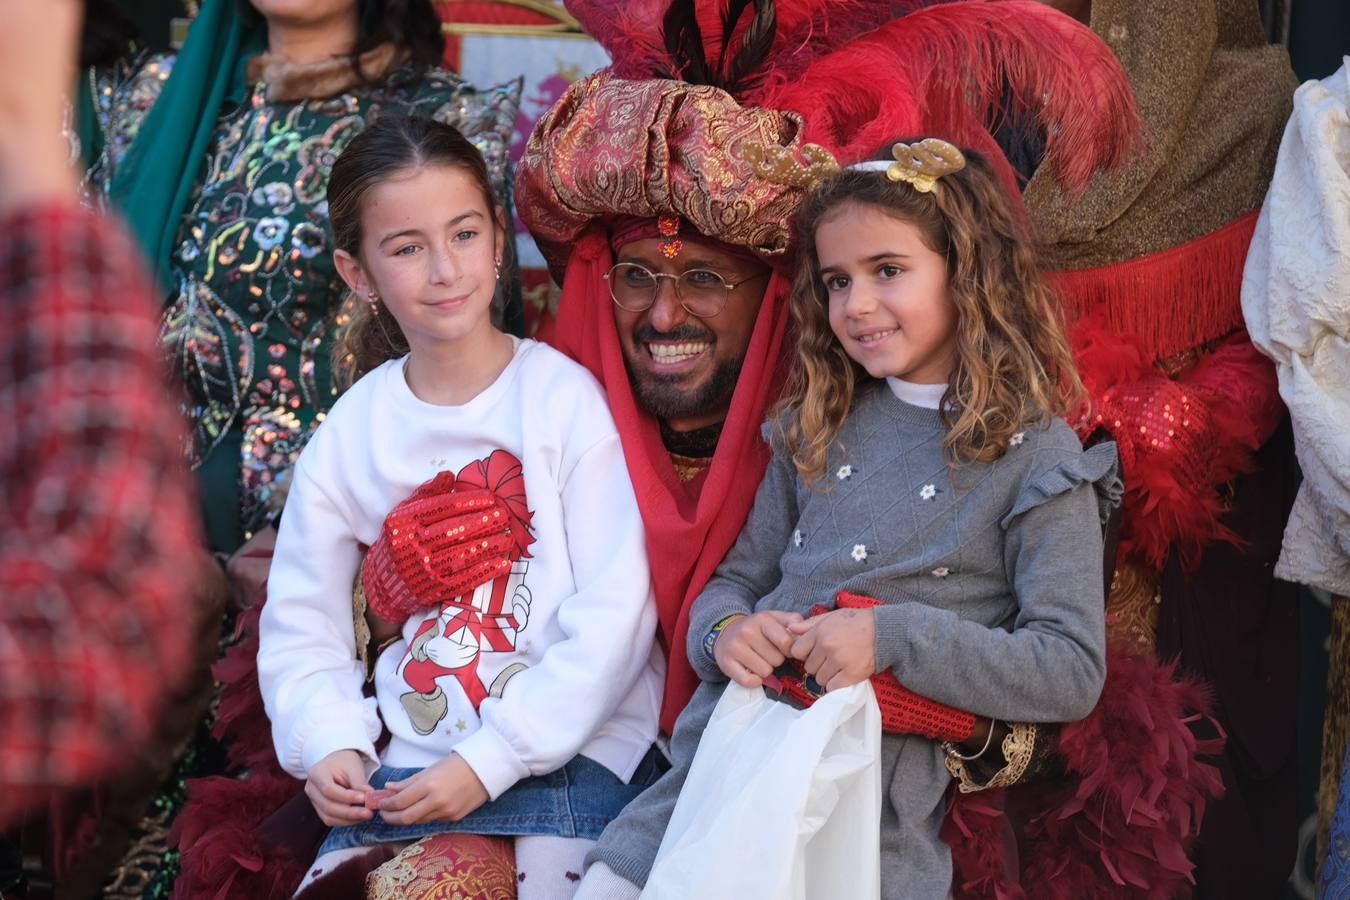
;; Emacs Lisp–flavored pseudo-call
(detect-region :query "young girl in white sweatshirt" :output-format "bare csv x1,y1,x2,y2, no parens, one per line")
257,115,664,899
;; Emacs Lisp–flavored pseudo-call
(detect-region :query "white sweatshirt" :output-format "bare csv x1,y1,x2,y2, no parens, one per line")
258,339,664,799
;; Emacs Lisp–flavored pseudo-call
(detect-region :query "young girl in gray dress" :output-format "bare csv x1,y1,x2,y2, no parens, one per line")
577,139,1120,900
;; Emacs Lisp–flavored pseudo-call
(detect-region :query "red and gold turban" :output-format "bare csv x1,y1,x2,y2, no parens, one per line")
517,70,813,277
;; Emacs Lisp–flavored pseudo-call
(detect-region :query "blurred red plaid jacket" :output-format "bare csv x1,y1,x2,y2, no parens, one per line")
0,203,200,827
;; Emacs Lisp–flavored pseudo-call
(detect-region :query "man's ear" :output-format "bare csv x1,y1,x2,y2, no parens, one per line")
334,248,370,297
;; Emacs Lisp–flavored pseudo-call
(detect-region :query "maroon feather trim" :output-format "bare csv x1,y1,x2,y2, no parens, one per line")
211,604,285,775
947,645,1225,899
169,774,308,900
1021,647,1224,898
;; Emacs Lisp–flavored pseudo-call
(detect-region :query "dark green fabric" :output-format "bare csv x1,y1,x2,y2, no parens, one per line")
74,74,103,171
105,0,264,289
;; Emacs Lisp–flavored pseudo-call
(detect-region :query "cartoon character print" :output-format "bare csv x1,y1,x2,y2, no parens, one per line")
398,449,535,736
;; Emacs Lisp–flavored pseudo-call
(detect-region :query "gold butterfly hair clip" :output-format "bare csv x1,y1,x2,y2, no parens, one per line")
740,137,965,193
850,139,966,192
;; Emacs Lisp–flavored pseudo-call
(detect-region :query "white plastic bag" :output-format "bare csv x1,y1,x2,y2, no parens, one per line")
641,681,882,900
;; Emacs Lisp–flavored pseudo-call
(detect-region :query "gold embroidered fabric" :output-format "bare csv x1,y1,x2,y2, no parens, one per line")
353,558,374,680
368,839,423,900
101,809,172,898
1104,559,1162,650
946,722,1040,794
517,70,814,276
670,452,712,484
368,833,517,900
1318,597,1350,861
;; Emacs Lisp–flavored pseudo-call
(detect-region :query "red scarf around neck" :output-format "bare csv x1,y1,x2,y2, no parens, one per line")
543,230,791,731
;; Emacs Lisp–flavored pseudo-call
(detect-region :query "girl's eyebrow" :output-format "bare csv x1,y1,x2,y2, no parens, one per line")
819,251,910,274
378,211,484,246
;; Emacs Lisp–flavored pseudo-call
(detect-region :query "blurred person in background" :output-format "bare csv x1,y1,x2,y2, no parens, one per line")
0,0,204,872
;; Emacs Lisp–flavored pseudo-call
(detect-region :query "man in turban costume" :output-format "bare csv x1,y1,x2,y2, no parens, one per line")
516,2,1232,897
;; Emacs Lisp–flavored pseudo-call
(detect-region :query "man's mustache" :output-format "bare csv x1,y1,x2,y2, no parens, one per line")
632,323,715,344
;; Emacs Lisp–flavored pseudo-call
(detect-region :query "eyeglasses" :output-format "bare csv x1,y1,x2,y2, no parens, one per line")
604,262,767,318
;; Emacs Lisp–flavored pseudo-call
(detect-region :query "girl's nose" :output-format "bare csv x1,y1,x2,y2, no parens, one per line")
843,282,877,317
428,243,460,284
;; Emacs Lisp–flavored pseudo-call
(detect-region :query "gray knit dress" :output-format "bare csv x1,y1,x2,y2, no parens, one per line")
589,382,1122,899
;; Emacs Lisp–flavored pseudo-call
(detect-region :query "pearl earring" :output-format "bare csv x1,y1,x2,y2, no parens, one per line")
365,289,378,309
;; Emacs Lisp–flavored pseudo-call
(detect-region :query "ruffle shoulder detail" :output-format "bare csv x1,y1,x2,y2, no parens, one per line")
1002,440,1123,528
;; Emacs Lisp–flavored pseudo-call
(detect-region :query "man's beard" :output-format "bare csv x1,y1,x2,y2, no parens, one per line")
628,354,745,421
624,324,745,422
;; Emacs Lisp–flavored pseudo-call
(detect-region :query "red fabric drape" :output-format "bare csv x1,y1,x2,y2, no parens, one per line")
542,230,790,731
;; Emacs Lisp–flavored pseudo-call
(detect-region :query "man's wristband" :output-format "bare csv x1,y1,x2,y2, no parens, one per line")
702,613,746,661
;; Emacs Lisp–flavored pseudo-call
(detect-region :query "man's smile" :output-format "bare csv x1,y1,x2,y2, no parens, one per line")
645,340,712,367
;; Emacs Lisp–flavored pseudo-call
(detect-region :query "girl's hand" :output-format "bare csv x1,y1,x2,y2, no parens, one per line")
714,610,804,687
378,753,488,825
305,749,375,826
787,608,877,692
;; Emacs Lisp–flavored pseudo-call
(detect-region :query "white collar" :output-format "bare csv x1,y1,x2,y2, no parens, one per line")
886,377,947,409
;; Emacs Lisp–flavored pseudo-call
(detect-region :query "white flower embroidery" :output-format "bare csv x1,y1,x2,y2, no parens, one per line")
793,529,803,548
1010,432,1025,447
837,464,853,480
920,484,937,500
851,544,868,562
932,567,951,578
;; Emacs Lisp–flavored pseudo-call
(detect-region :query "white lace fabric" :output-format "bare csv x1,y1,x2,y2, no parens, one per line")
1241,59,1350,595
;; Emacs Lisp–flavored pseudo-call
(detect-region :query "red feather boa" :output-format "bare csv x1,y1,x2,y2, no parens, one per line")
948,645,1225,899
1070,321,1281,572
169,772,310,900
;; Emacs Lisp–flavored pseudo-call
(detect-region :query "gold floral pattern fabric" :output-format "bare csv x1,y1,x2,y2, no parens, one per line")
368,833,517,900
1104,559,1161,650
517,70,813,275
945,721,1044,794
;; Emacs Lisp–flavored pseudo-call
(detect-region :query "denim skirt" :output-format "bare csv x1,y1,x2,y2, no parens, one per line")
317,746,667,854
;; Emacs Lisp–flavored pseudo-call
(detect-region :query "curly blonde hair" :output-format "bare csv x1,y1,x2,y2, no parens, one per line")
776,145,1084,484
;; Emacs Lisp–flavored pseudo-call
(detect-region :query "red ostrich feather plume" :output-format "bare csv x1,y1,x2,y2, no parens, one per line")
567,0,1140,198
